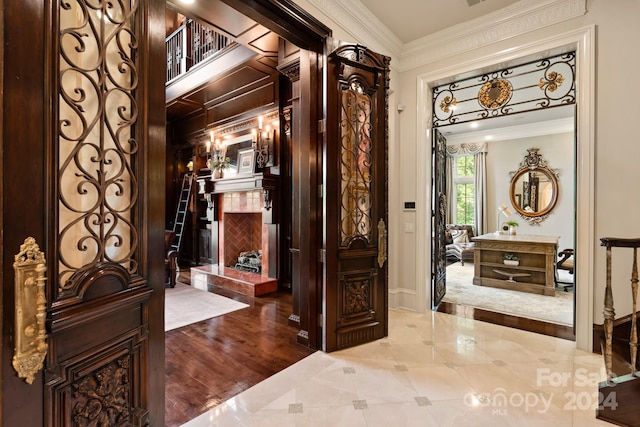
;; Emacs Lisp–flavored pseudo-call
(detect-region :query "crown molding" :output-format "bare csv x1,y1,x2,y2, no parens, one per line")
399,0,586,72
305,0,403,63
304,0,585,73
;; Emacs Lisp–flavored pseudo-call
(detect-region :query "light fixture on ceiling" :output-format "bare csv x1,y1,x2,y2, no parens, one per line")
180,0,195,4
470,122,479,129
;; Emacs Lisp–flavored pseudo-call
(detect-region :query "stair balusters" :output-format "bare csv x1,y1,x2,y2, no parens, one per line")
600,237,640,380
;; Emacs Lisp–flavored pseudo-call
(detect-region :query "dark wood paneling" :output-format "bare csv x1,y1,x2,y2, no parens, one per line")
167,60,278,131
147,0,170,424
171,111,206,142
167,98,204,123
206,82,277,126
2,0,46,425
248,28,279,53
199,64,272,106
167,0,260,40
217,0,331,51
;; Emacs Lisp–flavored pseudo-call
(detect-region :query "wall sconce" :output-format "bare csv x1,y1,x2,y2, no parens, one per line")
254,117,275,169
497,203,513,234
204,139,212,170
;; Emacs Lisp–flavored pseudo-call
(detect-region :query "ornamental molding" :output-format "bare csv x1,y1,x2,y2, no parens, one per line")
305,0,402,63
308,0,586,73
400,0,586,72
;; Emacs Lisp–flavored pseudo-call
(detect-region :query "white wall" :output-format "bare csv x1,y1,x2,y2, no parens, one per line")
394,0,640,329
291,0,640,340
484,133,575,250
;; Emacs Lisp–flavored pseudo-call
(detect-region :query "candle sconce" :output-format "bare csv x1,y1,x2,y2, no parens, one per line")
253,122,275,170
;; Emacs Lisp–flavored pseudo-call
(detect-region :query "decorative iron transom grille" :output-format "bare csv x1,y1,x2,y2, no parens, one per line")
433,52,575,128
340,81,373,245
58,0,139,291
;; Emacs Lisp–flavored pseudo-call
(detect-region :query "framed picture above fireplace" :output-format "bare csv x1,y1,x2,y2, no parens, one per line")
237,148,255,175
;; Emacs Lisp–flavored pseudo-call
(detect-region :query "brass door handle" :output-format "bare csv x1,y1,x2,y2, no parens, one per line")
377,219,387,268
13,237,48,384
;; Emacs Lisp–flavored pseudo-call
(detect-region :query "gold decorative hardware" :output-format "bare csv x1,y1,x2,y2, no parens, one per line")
13,237,48,384
477,79,513,110
377,219,387,268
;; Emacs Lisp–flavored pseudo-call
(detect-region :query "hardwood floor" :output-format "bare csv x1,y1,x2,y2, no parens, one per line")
437,300,576,341
165,270,316,427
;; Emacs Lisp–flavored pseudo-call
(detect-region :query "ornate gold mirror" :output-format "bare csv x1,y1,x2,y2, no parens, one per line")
509,148,559,225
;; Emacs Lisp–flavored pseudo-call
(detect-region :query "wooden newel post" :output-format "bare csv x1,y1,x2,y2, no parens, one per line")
600,237,640,382
602,239,615,381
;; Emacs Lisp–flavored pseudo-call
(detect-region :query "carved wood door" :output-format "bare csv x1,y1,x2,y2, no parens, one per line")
432,129,447,308
324,42,389,351
1,1,166,425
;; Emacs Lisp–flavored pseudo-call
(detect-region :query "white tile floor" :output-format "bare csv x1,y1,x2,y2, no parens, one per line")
180,310,615,427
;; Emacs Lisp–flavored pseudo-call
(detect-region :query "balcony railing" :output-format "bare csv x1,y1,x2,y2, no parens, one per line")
166,19,231,84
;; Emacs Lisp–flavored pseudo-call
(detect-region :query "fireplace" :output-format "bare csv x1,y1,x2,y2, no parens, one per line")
235,250,262,273
190,179,278,297
218,190,271,276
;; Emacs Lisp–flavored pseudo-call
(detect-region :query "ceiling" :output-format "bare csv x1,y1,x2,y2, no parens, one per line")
350,0,575,138
358,0,519,44
166,0,573,139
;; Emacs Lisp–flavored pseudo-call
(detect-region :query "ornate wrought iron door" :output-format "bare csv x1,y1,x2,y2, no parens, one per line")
324,42,389,351
432,129,447,307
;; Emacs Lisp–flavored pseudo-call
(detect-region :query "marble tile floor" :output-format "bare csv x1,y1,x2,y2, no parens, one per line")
180,309,614,427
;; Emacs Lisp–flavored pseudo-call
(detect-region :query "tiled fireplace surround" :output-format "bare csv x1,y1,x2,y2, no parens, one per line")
191,190,278,296
219,190,269,275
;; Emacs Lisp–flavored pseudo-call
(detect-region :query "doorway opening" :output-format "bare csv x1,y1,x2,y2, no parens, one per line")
162,1,329,425
416,26,595,350
437,103,576,338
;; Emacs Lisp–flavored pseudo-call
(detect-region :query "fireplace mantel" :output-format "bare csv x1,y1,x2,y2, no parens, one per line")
197,173,278,195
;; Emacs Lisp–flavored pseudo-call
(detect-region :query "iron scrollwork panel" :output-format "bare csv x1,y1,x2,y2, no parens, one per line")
57,0,140,297
433,52,575,128
340,81,374,246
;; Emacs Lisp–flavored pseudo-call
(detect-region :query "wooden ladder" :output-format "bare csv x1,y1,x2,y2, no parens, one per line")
171,173,194,255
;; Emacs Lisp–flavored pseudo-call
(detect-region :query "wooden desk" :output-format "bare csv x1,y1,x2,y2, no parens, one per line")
472,233,558,296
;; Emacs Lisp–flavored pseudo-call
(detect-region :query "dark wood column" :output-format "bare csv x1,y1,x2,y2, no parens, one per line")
279,47,321,348
280,57,303,339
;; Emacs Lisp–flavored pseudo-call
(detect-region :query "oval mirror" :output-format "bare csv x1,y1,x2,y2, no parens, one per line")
509,148,559,224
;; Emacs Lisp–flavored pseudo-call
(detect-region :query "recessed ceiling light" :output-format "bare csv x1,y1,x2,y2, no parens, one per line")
180,0,195,4
470,122,479,129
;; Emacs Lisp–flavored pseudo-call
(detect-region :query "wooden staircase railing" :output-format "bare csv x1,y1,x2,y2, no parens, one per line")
166,18,231,84
597,237,640,426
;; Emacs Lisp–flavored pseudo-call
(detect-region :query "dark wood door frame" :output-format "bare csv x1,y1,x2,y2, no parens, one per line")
219,0,330,349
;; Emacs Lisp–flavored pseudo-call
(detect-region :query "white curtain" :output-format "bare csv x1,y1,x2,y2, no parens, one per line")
445,142,488,235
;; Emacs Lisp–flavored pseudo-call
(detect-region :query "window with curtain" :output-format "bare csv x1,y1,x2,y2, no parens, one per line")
454,155,475,225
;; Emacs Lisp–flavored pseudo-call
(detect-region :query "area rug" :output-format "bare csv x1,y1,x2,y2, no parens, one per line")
443,262,574,326
165,283,249,331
